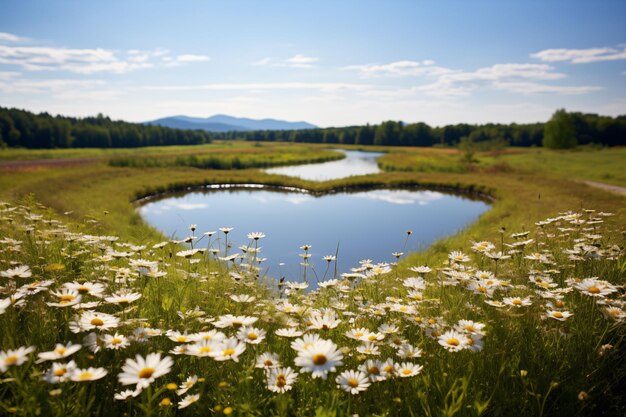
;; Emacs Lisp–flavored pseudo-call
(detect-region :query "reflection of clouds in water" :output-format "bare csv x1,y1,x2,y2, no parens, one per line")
355,190,444,205
285,195,313,205
141,200,208,215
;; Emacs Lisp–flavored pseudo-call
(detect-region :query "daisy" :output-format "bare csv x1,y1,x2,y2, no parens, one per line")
44,360,77,384
118,353,174,390
256,352,281,369
572,278,618,298
266,367,298,393
105,291,142,305
70,367,108,382
0,346,35,372
308,313,341,331
503,296,532,307
455,320,487,336
64,281,106,297
229,294,256,303
114,389,141,400
178,393,200,409
438,330,469,352
448,251,470,263
46,289,82,308
189,330,226,343
0,298,11,315
186,340,220,357
291,334,324,352
0,265,32,278
294,339,343,379
236,326,267,344
166,330,193,343
359,359,387,382
356,342,380,356
336,370,370,394
247,232,265,240
546,310,574,321
397,344,423,359
37,342,81,363
210,338,247,362
381,358,397,379
176,375,198,395
103,333,130,350
395,362,424,378
213,314,258,328
75,311,119,333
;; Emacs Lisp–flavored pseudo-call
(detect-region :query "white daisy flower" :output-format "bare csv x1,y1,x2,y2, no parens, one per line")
266,367,298,393
0,346,35,373
336,370,370,394
70,366,108,382
37,342,81,363
294,339,343,379
118,353,173,390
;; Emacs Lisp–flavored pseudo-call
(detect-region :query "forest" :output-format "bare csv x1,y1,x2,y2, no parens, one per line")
1,106,625,149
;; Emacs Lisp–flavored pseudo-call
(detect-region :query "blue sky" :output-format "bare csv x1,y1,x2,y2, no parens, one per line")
1,0,625,127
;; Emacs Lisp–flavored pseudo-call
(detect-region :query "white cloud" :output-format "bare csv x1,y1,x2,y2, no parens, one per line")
0,77,105,94
0,32,29,43
175,54,210,63
354,190,444,205
252,54,318,68
492,81,602,95
531,46,626,64
0,70,20,79
285,54,318,68
345,60,453,78
144,82,371,93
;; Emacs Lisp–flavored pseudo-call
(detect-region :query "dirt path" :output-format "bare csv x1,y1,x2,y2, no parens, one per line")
581,180,626,197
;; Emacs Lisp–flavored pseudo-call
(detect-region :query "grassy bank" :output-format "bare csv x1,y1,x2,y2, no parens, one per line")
0,142,625,416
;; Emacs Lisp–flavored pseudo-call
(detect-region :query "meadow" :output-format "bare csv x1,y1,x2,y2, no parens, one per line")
0,142,624,416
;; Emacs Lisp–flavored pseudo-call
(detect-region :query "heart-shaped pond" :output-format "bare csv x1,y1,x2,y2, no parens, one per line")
139,186,490,287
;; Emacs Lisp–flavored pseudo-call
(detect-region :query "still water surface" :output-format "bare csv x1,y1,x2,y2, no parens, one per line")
140,187,490,288
264,149,382,181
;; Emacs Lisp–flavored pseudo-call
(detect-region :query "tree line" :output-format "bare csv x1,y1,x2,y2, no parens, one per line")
1,106,624,149
0,107,212,149
215,111,625,148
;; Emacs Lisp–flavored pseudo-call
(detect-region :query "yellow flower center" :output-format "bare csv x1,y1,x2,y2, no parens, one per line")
79,372,93,380
223,348,236,356
354,332,364,337
77,286,90,293
347,378,359,388
512,299,522,305
54,368,66,376
199,347,212,353
90,318,104,326
369,366,380,375
552,312,563,318
276,374,286,388
402,369,413,376
247,333,258,340
139,368,155,379
447,338,460,346
5,355,18,365
464,325,475,332
588,286,600,294
176,336,188,342
60,295,75,302
312,354,327,366
264,360,273,367
111,338,122,345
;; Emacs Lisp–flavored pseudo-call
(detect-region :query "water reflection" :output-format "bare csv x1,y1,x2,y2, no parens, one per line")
139,187,490,289
265,150,383,181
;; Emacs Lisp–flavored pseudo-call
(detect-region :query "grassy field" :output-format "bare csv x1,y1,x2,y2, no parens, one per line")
0,142,625,416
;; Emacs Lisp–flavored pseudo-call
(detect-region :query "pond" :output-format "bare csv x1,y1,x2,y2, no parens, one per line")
264,149,383,181
139,186,490,289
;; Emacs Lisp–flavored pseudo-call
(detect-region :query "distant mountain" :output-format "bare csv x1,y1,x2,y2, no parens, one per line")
145,114,317,132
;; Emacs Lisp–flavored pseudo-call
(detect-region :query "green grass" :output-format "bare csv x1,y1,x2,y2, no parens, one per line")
0,142,625,416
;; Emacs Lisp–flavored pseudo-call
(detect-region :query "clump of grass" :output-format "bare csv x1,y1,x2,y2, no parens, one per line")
0,199,624,416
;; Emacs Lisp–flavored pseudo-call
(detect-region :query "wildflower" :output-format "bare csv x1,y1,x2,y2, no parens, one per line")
0,265,32,278
397,344,422,359
114,389,141,400
604,306,626,321
546,310,574,321
178,393,200,409
176,375,198,395
47,289,82,307
44,360,77,383
359,359,387,382
70,367,108,382
247,232,265,240
75,311,120,333
236,326,267,344
105,291,142,305
503,296,532,307
186,340,220,357
275,328,304,338
356,342,380,356
37,342,81,363
213,314,258,328
472,241,495,253
294,339,343,379
64,281,106,297
0,346,35,372
210,338,247,362
189,330,226,343
266,367,298,393
308,312,341,331
256,352,281,369
167,330,193,343
395,362,424,377
449,251,470,263
336,370,371,394
118,353,174,390
380,358,397,379
572,277,617,298
438,330,469,352
103,333,130,350
229,294,256,303
455,320,487,336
